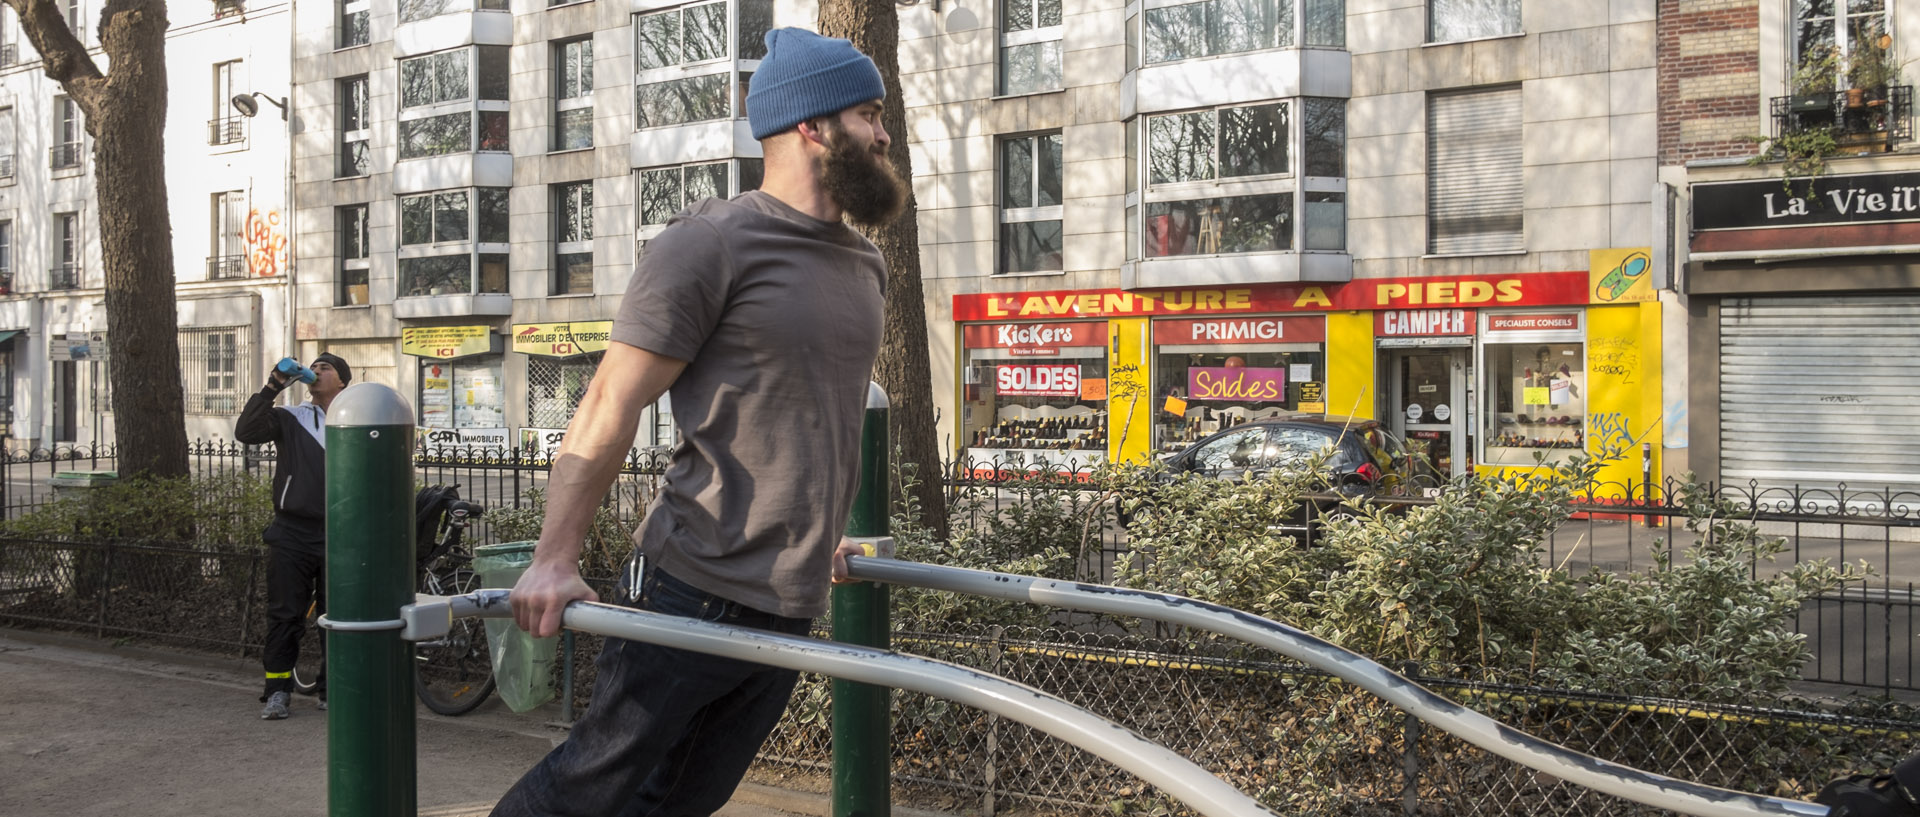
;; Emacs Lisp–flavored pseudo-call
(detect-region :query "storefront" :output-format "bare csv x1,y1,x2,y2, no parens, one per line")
1688,168,1920,493
402,324,507,450
950,262,1662,493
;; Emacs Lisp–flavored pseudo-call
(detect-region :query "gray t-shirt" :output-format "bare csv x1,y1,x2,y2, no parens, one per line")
612,191,887,618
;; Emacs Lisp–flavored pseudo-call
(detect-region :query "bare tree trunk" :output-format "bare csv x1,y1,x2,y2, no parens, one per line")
817,0,950,540
9,0,187,479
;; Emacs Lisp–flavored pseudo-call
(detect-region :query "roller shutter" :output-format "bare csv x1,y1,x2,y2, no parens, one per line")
1427,88,1523,255
1720,296,1920,492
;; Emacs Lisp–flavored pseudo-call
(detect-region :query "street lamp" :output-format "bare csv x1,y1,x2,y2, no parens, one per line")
231,91,288,121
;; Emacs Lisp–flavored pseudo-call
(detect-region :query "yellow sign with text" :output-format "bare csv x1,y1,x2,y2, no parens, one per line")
1589,248,1656,304
401,326,493,359
511,321,613,358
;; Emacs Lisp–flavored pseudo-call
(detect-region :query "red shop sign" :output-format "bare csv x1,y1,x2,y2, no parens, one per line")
1488,313,1580,332
962,322,1107,356
995,364,1081,397
1375,308,1474,337
1156,316,1326,345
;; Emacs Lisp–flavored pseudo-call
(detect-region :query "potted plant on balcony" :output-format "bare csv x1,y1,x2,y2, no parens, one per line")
1847,32,1898,107
1789,46,1841,124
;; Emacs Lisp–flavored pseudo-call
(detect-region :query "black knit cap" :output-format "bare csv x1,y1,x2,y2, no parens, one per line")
312,353,352,385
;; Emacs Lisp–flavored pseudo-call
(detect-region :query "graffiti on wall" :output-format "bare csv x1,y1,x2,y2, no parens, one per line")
245,208,287,277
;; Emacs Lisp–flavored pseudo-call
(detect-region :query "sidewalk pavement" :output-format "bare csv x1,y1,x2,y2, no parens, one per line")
0,629,841,817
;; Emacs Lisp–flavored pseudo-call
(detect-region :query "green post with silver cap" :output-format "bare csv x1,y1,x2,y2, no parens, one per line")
323,383,417,817
832,381,893,817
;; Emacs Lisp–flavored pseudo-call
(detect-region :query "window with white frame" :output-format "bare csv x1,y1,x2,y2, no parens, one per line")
1427,87,1521,255
1142,0,1288,64
1138,101,1295,257
64,0,80,35
211,191,247,280
0,107,15,181
339,0,369,47
398,46,509,160
1427,0,1519,44
0,8,14,66
999,132,1063,273
553,181,593,295
51,95,80,169
340,75,370,176
635,159,762,236
1001,0,1062,95
633,2,733,129
398,188,509,296
1793,0,1891,90
0,221,13,293
52,211,79,288
338,204,370,305
554,37,594,150
400,0,506,25
211,60,244,146
181,327,249,415
737,0,774,59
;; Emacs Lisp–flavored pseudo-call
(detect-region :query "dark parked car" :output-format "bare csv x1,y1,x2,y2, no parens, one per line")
1161,415,1442,495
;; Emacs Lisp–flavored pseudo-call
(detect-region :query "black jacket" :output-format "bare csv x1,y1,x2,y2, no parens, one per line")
235,385,329,523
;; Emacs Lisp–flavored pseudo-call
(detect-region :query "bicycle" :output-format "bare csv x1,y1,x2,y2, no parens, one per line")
289,485,496,716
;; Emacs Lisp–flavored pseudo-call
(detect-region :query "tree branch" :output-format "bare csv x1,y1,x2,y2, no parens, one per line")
3,0,107,110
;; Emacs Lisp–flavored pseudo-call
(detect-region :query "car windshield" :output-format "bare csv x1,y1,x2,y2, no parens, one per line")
1268,426,1339,469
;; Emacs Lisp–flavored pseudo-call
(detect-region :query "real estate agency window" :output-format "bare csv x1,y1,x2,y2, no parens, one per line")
180,326,249,415
398,188,509,296
527,355,597,428
398,46,509,160
1000,132,1063,273
1428,0,1518,44
1480,311,1586,468
420,357,505,432
961,321,1109,474
1427,87,1521,255
553,181,593,295
337,204,370,305
635,159,759,241
339,75,370,177
1152,315,1326,454
1000,0,1062,95
633,2,732,130
339,0,369,48
554,37,594,150
1139,100,1294,258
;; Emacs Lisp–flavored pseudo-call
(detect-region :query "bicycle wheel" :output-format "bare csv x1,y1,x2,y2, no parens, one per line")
414,566,496,716
291,603,325,697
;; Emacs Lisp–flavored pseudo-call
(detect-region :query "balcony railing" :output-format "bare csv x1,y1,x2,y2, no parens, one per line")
1772,85,1915,150
207,255,247,280
49,142,81,170
49,264,79,290
0,270,12,296
213,0,244,18
208,117,244,146
0,154,15,183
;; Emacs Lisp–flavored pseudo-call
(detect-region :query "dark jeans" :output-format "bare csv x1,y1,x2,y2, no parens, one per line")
262,516,326,697
489,568,813,817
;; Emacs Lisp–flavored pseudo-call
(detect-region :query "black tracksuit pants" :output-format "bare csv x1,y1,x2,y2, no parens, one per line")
262,515,325,697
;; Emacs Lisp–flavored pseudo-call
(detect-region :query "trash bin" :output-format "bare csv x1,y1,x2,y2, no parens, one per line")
472,541,558,713
48,470,118,500
46,471,118,596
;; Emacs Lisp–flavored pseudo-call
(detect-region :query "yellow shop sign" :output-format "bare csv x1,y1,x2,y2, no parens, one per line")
402,325,493,359
511,321,613,357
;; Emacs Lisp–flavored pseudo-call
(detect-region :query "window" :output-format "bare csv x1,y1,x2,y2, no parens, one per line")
0,107,15,182
554,37,594,150
214,0,244,19
1428,0,1519,44
1427,88,1521,255
210,61,244,146
399,47,508,159
527,356,597,427
338,205,370,305
420,357,505,432
1483,338,1586,467
398,188,509,296
52,211,78,289
339,76,370,176
181,327,249,415
1794,0,1889,89
0,220,12,294
65,0,80,33
1137,101,1310,258
339,0,369,47
1137,0,1342,65
737,0,774,59
553,181,593,294
1000,0,1062,95
211,191,247,280
637,161,729,227
633,2,733,129
1000,132,1064,273
51,95,80,169
400,0,507,25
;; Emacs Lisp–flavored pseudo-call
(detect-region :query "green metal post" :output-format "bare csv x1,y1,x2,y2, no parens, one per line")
325,384,418,817
832,382,891,817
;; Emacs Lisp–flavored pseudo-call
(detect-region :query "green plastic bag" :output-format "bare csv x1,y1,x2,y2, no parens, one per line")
472,541,558,713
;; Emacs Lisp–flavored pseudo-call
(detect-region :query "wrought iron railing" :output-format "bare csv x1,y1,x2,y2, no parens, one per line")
207,117,244,146
1772,85,1915,149
49,142,81,170
213,0,244,18
0,154,15,183
0,270,12,295
49,263,79,290
205,255,246,280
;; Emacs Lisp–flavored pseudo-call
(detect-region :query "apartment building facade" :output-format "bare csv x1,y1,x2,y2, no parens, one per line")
0,0,294,449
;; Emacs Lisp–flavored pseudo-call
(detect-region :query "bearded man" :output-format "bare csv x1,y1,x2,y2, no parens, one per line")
488,27,904,817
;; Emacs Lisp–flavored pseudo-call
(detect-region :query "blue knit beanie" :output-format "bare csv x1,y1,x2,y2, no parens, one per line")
745,28,886,140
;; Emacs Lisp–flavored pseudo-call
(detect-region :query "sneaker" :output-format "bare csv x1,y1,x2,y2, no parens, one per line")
260,691,291,720
316,698,327,712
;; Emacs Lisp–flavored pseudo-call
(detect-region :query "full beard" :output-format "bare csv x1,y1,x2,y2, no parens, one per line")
819,123,908,227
